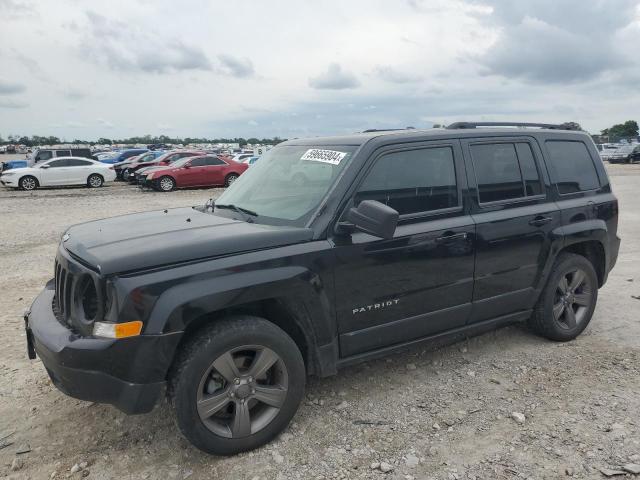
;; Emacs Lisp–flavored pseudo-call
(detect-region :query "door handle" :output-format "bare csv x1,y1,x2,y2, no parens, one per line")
435,232,468,243
529,216,553,227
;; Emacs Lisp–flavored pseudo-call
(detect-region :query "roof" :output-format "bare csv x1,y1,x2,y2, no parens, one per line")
284,124,588,147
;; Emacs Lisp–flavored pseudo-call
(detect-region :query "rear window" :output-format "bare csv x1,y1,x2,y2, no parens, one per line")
545,141,600,194
470,142,543,203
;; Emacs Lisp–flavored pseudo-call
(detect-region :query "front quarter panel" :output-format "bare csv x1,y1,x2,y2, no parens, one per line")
111,240,337,362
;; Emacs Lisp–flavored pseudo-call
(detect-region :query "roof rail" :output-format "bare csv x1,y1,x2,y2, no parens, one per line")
362,127,416,133
446,122,580,131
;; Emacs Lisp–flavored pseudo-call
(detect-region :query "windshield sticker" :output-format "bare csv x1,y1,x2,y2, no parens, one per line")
301,149,347,165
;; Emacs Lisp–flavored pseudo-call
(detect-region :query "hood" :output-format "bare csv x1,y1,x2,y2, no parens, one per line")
62,207,313,275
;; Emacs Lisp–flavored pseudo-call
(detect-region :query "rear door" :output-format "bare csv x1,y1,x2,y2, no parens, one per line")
66,158,94,184
461,137,561,323
202,156,228,186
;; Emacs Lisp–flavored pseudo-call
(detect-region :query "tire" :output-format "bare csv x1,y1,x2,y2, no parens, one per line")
121,168,130,180
529,253,598,342
158,176,176,192
19,175,38,191
224,173,239,187
169,316,305,455
87,174,104,188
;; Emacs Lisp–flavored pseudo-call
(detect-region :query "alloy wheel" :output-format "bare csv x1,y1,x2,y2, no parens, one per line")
89,175,102,187
553,268,593,329
226,174,238,186
196,346,288,439
160,177,174,191
21,177,36,190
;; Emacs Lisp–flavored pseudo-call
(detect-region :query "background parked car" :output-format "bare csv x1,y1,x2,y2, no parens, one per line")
29,147,94,166
608,144,639,163
241,156,260,166
140,154,248,191
127,150,204,183
99,148,149,165
113,150,165,179
0,157,116,190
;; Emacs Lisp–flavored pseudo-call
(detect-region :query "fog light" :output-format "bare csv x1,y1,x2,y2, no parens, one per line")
93,320,143,339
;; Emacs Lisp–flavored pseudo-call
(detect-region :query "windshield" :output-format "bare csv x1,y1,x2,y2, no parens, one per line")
214,144,357,226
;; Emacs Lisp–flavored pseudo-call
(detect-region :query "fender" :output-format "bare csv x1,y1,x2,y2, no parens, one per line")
122,241,338,375
536,219,609,289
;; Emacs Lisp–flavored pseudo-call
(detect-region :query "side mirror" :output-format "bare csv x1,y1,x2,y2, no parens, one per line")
40,164,50,169
343,200,399,239
183,163,191,169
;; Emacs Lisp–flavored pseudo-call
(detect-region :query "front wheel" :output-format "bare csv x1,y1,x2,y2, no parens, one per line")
19,175,38,191
529,253,598,341
170,316,305,455
158,176,176,192
87,174,104,188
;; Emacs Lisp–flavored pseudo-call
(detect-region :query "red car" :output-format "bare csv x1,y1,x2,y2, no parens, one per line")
140,155,248,191
126,150,204,183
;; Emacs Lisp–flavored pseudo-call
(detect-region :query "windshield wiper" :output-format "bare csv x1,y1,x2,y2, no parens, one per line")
215,203,258,222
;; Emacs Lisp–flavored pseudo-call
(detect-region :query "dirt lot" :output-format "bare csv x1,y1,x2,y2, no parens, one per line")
1,163,639,480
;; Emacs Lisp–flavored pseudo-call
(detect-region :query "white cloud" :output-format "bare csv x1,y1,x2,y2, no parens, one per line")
0,0,638,139
309,63,360,90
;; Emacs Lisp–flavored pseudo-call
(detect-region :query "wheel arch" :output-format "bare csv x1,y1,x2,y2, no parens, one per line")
19,174,39,188
552,219,609,287
143,265,337,379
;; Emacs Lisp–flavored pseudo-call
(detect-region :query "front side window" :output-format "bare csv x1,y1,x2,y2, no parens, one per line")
470,142,543,203
189,157,207,167
215,145,357,225
545,141,600,194
45,159,68,168
355,146,458,215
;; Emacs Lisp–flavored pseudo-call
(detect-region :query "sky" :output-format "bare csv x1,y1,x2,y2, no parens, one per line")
0,0,639,141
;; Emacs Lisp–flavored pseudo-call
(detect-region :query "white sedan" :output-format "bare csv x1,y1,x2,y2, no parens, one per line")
0,157,116,190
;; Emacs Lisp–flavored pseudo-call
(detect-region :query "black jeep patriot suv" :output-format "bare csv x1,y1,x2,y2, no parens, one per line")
25,122,620,455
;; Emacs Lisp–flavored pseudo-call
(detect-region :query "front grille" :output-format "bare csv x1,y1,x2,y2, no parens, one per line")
53,259,74,327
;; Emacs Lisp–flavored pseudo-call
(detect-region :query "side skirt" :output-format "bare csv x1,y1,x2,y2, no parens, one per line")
336,310,532,370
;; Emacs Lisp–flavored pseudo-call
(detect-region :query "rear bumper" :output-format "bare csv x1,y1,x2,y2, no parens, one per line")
25,281,182,414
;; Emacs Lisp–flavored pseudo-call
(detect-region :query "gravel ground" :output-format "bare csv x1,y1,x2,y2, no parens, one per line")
0,162,639,480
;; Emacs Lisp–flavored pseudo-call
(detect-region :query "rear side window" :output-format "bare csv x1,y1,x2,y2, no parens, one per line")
55,150,71,157
545,141,600,194
205,157,226,166
356,146,458,215
190,157,207,166
67,159,92,166
470,142,543,203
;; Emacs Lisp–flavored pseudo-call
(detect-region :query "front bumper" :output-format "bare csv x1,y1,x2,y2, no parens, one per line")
0,176,17,186
25,281,182,414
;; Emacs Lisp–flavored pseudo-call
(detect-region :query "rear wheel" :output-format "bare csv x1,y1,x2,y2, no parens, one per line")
224,173,239,187
529,253,598,341
169,316,305,455
19,175,38,191
87,174,104,188
158,176,176,192
121,168,130,180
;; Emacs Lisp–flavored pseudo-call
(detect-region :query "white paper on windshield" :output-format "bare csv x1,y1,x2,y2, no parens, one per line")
300,149,347,165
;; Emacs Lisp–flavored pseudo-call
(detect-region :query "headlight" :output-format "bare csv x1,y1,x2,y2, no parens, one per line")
1,171,16,176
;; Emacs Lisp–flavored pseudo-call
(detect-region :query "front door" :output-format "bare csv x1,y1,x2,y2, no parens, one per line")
39,159,71,186
461,138,561,323
333,141,476,357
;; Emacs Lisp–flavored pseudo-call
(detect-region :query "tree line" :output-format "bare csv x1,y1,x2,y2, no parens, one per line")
0,134,287,147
